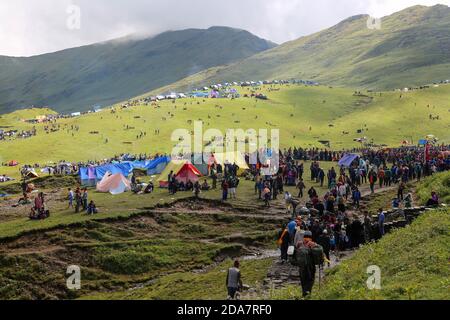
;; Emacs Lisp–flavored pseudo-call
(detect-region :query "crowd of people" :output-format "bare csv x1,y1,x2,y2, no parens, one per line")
0,128,37,141
5,141,448,298
67,187,98,215
0,174,14,183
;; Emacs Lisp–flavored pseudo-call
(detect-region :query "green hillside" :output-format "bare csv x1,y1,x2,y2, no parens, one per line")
0,27,275,114
150,5,450,94
416,171,450,205
0,83,449,180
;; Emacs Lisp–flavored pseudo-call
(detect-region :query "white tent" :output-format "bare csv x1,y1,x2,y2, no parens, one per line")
96,172,131,195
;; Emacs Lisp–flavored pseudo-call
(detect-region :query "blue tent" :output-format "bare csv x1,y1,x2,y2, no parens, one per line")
418,139,428,146
95,164,130,180
191,92,209,98
338,154,359,168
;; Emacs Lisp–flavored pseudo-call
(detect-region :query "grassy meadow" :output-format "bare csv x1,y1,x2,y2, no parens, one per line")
0,83,449,181
0,83,449,301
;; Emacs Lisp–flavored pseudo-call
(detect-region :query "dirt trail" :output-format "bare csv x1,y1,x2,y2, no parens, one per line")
2,245,65,256
236,184,419,299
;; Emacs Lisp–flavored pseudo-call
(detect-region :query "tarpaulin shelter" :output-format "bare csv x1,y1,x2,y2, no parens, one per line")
157,160,202,188
338,154,359,168
190,92,209,98
131,157,170,176
418,139,428,146
25,170,39,179
79,157,170,186
96,172,131,195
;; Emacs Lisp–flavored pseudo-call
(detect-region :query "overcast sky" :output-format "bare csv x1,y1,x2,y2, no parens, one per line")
1,0,449,57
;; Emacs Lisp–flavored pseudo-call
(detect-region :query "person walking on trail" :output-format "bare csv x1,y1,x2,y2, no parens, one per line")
297,231,318,298
287,218,298,243
318,168,325,187
193,181,201,198
263,185,271,208
229,176,239,199
277,224,290,263
378,208,385,237
284,192,299,215
398,182,406,201
308,186,318,200
317,229,331,267
254,172,260,195
168,171,174,194
221,179,229,201
377,167,385,189
255,174,263,200
226,260,243,300
369,169,377,194
75,188,82,213
67,188,74,209
296,179,306,198
82,188,88,211
352,187,361,209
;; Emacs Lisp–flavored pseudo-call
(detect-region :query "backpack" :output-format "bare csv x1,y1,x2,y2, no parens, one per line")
293,243,325,267
292,247,310,267
311,244,325,265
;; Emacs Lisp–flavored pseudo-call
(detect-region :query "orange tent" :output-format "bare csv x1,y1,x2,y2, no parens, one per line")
157,160,202,188
8,160,18,166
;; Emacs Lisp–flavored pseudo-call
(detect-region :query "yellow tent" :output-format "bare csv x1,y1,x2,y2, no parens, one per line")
157,160,187,187
213,151,249,175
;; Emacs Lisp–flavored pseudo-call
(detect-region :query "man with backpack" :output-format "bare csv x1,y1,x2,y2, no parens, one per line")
226,260,243,300
295,231,324,298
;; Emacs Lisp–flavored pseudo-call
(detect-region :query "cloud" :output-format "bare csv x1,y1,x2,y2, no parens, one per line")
0,0,449,56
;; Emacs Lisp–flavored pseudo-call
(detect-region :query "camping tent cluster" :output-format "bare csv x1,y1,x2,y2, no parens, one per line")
79,151,251,194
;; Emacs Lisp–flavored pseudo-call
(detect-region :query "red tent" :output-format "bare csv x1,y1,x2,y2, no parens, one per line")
176,163,202,184
158,160,202,188
8,160,18,167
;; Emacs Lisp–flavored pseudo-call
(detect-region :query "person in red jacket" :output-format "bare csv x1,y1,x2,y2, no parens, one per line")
377,168,385,188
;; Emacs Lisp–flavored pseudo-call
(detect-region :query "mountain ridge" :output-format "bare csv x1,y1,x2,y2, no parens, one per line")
0,26,276,113
146,4,450,95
